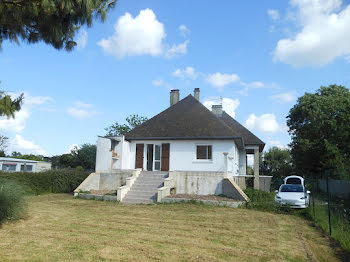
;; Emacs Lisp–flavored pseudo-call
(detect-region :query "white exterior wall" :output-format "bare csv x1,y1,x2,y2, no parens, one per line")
96,136,243,173
35,162,52,172
95,136,132,172
128,139,239,172
96,137,113,171
120,137,131,169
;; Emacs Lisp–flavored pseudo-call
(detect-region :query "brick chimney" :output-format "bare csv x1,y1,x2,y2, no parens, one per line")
194,88,200,101
212,105,223,116
170,89,180,106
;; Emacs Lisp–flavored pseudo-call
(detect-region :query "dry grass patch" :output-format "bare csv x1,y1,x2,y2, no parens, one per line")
0,194,341,262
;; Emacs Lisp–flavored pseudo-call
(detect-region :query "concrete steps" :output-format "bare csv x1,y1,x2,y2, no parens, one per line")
122,171,168,204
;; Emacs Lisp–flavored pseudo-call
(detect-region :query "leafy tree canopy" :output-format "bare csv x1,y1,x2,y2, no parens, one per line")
260,147,293,179
287,85,350,178
51,143,96,170
105,114,148,136
0,90,23,118
10,151,45,161
0,0,116,51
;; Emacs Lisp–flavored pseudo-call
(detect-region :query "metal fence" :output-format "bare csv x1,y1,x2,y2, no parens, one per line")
245,172,350,252
306,173,350,243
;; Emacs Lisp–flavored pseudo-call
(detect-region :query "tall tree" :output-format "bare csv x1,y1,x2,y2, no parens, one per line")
287,85,350,178
260,147,293,179
105,114,148,136
0,135,9,156
0,0,116,51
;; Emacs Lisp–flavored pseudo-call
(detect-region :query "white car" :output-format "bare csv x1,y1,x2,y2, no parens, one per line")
275,184,310,208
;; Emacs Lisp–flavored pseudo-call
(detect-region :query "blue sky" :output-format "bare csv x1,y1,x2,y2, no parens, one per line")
1,0,350,156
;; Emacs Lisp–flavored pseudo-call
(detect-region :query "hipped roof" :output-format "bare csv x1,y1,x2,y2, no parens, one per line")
125,95,264,151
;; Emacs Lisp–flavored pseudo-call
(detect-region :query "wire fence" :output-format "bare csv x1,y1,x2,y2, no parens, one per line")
244,172,350,252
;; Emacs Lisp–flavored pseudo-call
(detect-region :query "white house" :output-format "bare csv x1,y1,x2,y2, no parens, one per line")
0,157,52,173
76,89,269,204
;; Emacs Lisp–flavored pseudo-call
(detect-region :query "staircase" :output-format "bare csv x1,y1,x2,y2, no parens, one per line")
122,171,168,204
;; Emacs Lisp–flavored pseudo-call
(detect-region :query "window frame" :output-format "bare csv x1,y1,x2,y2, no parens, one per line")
195,144,213,161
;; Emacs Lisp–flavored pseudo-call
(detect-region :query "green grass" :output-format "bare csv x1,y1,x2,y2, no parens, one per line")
0,194,342,262
0,182,27,225
308,200,350,252
243,188,350,253
0,170,90,225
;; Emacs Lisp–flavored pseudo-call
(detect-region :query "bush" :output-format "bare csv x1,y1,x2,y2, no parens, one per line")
0,182,27,225
0,170,90,195
242,188,307,216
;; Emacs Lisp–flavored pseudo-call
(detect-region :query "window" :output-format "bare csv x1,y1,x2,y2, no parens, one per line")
196,145,212,160
20,164,33,172
2,164,16,172
154,145,161,171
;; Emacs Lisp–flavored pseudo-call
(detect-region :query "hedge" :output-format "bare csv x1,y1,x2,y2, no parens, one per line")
0,170,90,195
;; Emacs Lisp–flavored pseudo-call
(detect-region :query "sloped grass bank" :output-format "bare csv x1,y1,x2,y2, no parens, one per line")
0,194,342,262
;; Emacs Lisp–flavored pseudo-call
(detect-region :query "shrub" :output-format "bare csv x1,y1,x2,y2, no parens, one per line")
0,182,27,225
0,170,90,195
243,188,307,216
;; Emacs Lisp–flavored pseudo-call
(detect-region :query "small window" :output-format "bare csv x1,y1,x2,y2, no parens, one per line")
20,165,33,172
196,145,212,160
2,164,16,172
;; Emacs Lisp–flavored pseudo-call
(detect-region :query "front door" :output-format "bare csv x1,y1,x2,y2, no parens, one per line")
135,144,144,169
161,143,170,171
147,144,153,171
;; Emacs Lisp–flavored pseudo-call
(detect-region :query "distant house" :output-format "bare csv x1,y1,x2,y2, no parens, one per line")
0,157,52,173
75,88,271,204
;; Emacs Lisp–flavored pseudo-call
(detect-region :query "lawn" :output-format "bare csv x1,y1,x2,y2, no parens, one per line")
0,194,343,262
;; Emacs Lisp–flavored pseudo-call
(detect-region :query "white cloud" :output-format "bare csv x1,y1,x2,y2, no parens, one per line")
268,9,280,20
203,97,240,118
206,73,240,90
241,81,265,88
98,9,165,57
266,138,290,150
270,91,297,103
67,101,99,120
11,135,47,155
172,66,197,80
245,113,283,133
179,24,190,37
76,29,88,49
152,79,171,90
97,8,188,59
164,40,189,58
0,93,53,132
66,144,80,154
273,0,350,66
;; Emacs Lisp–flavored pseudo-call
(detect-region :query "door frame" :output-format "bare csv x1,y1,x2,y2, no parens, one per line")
153,144,161,171
146,144,154,171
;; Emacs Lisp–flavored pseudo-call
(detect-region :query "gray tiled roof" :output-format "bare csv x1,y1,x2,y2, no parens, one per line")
125,95,264,151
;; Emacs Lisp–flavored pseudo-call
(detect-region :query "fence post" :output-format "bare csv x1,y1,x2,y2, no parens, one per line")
312,177,315,218
326,172,332,236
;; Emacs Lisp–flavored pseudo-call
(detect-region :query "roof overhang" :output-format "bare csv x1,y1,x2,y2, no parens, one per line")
245,143,265,153
125,136,245,150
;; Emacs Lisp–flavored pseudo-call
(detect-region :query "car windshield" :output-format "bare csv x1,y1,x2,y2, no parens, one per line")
280,185,304,192
286,178,302,185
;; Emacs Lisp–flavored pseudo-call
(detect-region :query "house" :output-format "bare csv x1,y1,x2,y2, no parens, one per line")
75,88,271,204
0,157,52,173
